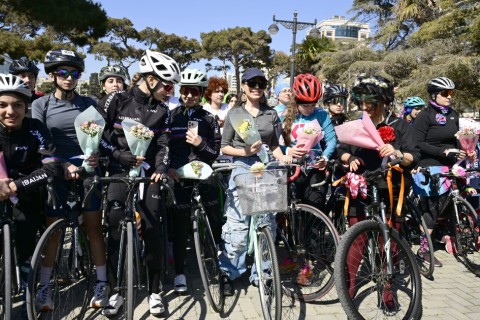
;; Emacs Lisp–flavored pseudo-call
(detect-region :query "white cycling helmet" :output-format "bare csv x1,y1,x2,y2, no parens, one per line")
139,50,180,84
0,74,32,100
180,69,208,87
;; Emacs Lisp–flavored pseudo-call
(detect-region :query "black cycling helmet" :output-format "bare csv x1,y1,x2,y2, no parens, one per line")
427,77,455,95
44,49,85,74
323,84,348,103
351,75,394,105
9,58,40,76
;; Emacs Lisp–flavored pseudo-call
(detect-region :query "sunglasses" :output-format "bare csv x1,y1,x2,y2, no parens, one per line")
245,79,267,89
439,89,454,97
162,81,174,92
55,69,81,80
328,97,347,105
180,86,200,96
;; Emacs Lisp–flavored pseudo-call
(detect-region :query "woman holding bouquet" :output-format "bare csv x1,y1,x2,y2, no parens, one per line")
31,49,109,311
337,75,419,303
413,77,467,262
168,68,222,293
281,73,337,212
98,50,180,316
218,67,292,295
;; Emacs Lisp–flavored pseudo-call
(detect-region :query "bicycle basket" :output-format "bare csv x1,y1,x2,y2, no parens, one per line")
234,169,288,215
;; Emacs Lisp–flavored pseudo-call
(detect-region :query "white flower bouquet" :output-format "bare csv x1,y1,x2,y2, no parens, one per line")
122,118,154,177
74,106,105,172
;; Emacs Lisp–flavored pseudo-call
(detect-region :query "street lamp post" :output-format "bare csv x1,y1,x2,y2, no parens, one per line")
268,10,319,87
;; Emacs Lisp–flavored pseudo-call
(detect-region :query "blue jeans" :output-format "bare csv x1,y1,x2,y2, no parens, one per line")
219,156,276,282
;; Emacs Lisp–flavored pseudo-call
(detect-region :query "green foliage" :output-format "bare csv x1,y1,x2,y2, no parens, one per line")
37,81,54,94
88,73,102,96
295,36,336,74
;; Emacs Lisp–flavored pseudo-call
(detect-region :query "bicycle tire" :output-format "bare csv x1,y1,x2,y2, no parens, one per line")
334,219,422,320
256,226,282,320
158,204,169,287
453,197,480,276
1,223,12,320
404,198,435,278
27,219,92,320
122,221,135,320
192,208,224,312
279,204,339,301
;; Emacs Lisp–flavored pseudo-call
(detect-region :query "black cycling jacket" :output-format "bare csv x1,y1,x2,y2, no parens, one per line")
169,104,221,169
0,117,61,194
97,86,170,174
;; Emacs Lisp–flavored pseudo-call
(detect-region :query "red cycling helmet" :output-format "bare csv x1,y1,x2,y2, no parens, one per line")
292,73,322,104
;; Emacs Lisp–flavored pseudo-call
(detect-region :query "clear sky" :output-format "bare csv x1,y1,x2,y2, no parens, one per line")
42,0,355,78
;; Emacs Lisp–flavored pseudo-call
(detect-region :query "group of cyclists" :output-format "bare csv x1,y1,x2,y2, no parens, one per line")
0,47,478,319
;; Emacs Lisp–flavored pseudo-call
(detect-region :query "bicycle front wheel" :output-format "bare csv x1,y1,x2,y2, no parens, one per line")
404,198,435,278
27,219,92,320
193,209,224,312
255,226,282,320
120,221,136,320
279,204,339,301
453,197,480,276
334,219,422,320
0,223,12,320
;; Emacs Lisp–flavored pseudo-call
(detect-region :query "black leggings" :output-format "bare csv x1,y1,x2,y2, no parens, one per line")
295,169,327,212
171,177,221,275
106,172,166,293
419,193,449,230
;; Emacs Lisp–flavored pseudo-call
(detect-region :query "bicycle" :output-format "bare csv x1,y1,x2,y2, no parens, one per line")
276,159,340,302
213,161,286,320
83,174,173,320
334,159,423,319
175,161,226,312
26,176,93,320
418,166,480,276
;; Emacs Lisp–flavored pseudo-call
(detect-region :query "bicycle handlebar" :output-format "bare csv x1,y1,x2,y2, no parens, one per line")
363,157,402,182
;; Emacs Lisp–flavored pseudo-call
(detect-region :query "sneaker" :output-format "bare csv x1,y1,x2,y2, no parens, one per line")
417,250,443,267
279,257,299,274
174,274,187,294
296,265,313,286
148,293,165,316
222,275,234,296
35,284,53,311
101,294,124,317
90,281,110,308
444,235,458,254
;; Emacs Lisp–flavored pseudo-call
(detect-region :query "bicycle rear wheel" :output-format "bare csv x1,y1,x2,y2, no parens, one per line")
193,208,224,312
334,219,422,320
27,219,92,320
256,226,282,320
404,197,435,278
0,223,12,320
453,197,480,276
279,204,339,301
120,221,136,320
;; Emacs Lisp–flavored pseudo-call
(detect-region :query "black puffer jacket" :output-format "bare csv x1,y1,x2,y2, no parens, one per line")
98,86,170,174
0,117,61,194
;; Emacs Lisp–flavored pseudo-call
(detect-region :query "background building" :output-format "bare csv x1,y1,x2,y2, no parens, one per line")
310,15,370,43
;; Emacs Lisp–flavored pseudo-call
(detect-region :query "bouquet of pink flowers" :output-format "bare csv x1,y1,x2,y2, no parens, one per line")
455,127,479,159
122,119,154,177
74,106,105,172
295,120,324,151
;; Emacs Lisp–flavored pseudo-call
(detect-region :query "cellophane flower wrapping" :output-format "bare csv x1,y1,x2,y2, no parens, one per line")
121,118,154,177
334,111,385,150
295,119,324,151
229,113,269,163
74,106,105,172
0,151,18,204
455,127,479,159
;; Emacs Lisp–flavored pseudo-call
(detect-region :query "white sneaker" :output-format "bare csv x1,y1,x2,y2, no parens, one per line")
174,274,187,293
35,284,53,311
90,281,110,308
101,293,123,317
148,293,165,316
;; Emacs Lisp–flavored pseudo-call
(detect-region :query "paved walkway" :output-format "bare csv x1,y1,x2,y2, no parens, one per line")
13,240,480,319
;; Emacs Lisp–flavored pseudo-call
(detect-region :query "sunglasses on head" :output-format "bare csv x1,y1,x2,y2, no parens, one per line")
180,86,200,96
439,89,454,97
55,69,81,80
245,79,267,89
161,81,174,92
328,97,347,105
